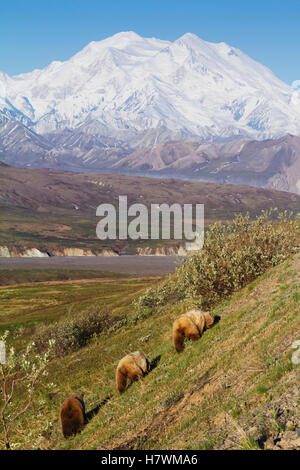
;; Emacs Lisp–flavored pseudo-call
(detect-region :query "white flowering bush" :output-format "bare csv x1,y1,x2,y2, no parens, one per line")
0,331,54,450
134,210,298,313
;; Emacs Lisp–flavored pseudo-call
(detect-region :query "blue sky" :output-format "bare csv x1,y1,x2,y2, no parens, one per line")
1,0,299,85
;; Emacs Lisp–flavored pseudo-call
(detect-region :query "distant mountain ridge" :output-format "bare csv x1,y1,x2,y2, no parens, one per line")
112,134,300,194
1,116,300,194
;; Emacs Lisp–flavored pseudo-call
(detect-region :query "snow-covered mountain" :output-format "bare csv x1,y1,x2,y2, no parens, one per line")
1,31,300,140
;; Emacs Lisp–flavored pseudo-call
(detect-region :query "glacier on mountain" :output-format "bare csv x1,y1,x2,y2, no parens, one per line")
1,31,300,140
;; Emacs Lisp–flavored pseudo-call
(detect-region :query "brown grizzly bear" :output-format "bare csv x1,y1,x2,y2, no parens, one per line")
173,309,215,353
116,351,149,393
60,394,86,438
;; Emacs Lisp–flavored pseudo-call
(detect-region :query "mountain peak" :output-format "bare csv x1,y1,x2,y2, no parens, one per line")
175,32,208,47
174,33,233,55
109,31,143,41
74,31,158,61
178,32,200,41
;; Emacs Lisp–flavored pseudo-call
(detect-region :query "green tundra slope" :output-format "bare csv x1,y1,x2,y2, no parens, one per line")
2,251,299,450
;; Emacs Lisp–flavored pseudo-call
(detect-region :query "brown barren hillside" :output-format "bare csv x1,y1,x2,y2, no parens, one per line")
1,163,300,255
1,163,300,214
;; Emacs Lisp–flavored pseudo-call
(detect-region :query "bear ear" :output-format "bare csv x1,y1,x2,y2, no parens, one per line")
204,312,214,328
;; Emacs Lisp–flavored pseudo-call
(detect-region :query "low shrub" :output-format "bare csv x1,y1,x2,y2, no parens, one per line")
134,210,298,313
34,306,114,357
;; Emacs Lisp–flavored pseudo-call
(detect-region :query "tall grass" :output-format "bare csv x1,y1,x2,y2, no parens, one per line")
134,210,298,313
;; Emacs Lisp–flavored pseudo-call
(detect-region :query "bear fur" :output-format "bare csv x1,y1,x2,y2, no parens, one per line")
116,351,149,393
60,394,86,438
173,309,215,353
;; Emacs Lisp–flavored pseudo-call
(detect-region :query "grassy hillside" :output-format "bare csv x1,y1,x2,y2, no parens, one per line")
1,219,299,450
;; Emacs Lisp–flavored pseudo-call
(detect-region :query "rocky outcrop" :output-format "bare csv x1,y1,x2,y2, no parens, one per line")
21,248,49,258
0,246,11,257
50,247,119,257
0,244,188,257
136,245,187,256
0,245,119,257
50,248,95,257
0,246,49,257
99,249,119,257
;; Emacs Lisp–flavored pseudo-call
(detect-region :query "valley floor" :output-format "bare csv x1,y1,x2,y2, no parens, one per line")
0,255,181,277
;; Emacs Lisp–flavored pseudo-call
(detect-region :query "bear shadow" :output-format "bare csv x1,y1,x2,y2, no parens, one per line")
213,315,221,325
85,395,112,424
147,354,162,373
